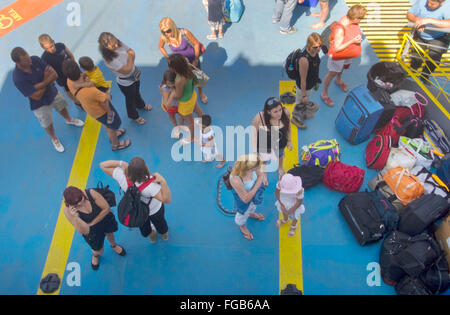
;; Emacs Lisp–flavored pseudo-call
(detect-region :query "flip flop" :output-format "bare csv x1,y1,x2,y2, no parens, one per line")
249,213,265,221
112,139,131,151
207,34,217,40
240,227,253,241
116,128,126,138
200,94,208,104
111,244,126,256
335,80,349,92
320,94,335,107
135,117,146,125
143,104,153,111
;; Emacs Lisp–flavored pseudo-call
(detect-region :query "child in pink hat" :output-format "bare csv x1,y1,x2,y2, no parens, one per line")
275,173,305,236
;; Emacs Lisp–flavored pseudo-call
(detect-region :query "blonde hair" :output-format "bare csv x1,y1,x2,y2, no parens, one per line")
347,5,367,21
231,154,263,178
159,17,181,45
306,33,323,50
38,34,53,47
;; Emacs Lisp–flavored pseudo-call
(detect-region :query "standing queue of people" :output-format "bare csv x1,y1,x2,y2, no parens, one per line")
10,1,450,269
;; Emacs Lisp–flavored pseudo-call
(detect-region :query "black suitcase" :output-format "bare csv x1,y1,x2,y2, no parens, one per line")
398,194,449,236
338,192,386,245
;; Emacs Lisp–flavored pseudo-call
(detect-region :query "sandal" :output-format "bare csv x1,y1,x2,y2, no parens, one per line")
200,94,209,104
116,128,126,138
240,226,253,241
335,80,349,92
143,104,153,111
249,213,265,221
207,34,217,40
112,139,131,151
288,224,298,237
320,94,335,107
111,244,126,257
276,218,289,228
135,117,146,125
91,254,100,270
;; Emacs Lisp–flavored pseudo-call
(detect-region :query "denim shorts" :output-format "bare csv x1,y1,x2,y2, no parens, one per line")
96,103,121,130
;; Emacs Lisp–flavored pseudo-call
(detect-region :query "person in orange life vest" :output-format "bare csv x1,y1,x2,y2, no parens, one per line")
320,5,367,107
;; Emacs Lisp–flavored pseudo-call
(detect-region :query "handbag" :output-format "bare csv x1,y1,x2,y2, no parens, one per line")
190,65,210,87
398,136,434,170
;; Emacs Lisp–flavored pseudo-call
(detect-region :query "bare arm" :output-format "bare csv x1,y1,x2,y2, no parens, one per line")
100,160,128,177
184,29,201,64
333,28,361,53
251,113,263,154
65,47,75,61
64,206,90,235
115,50,135,76
29,66,58,100
230,174,263,204
159,36,170,59
152,173,171,204
174,76,186,99
298,57,309,100
85,189,111,227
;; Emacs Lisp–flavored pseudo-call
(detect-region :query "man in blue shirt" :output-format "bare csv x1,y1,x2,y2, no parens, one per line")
11,47,84,153
407,0,450,82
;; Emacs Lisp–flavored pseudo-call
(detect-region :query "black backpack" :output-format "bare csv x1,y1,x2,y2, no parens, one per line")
400,115,425,139
93,182,116,207
117,178,155,228
380,231,442,285
398,194,449,236
338,192,386,245
419,255,450,294
287,164,324,189
366,190,399,233
284,49,302,80
395,276,432,295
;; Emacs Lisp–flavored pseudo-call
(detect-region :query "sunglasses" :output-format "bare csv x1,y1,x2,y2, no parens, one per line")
161,29,172,35
68,196,83,208
266,98,281,108
312,45,321,49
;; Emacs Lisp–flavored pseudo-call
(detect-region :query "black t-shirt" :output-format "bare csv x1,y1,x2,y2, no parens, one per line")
295,50,321,91
41,42,70,87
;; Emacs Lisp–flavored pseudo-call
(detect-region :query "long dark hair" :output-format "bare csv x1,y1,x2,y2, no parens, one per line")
98,32,122,63
263,97,290,128
168,54,194,80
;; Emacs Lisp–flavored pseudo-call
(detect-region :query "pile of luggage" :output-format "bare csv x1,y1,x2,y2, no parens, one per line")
291,62,450,295
330,62,450,295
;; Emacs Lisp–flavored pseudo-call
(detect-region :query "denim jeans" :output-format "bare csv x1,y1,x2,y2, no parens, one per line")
273,0,298,32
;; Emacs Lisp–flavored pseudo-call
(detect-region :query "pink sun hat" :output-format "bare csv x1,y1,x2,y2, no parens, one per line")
278,173,303,194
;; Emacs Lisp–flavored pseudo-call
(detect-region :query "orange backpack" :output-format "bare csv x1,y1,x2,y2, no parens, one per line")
383,167,424,206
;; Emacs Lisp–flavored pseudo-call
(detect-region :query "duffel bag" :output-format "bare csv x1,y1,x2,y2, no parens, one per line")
399,136,434,170
380,231,441,285
338,192,386,245
383,147,416,174
423,119,450,157
390,89,428,110
395,276,433,295
419,256,450,294
323,161,365,193
383,167,424,206
301,139,340,168
287,164,324,189
365,135,391,170
398,194,449,236
411,165,449,200
368,172,405,213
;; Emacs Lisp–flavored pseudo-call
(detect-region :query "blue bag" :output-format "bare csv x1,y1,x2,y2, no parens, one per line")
223,0,244,23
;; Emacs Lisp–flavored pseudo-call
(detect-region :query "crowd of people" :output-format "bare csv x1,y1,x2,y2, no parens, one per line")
9,0,450,269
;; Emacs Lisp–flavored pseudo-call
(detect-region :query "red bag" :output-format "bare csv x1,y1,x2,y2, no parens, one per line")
322,161,365,193
393,103,426,122
366,135,391,170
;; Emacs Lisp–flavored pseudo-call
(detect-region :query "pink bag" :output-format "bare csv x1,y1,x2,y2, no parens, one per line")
323,161,365,193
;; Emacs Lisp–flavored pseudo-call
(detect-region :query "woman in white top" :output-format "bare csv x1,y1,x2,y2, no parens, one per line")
98,32,152,125
100,157,171,242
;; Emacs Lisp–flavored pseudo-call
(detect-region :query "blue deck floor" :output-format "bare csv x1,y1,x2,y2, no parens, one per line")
0,0,439,295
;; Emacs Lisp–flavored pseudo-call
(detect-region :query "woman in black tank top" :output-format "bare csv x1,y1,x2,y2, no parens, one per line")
252,97,292,178
63,186,126,270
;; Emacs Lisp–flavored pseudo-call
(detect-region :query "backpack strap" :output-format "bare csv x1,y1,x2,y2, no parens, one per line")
74,87,84,98
137,176,156,192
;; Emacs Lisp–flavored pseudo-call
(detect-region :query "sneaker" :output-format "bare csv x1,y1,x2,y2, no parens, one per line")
291,116,307,130
161,231,169,241
52,138,65,153
280,27,297,35
272,19,279,24
66,118,84,127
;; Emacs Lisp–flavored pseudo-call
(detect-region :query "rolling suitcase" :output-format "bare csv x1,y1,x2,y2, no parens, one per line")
335,85,384,144
338,192,386,245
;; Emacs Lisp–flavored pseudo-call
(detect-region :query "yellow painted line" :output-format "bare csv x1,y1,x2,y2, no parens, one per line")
37,115,101,295
279,80,303,295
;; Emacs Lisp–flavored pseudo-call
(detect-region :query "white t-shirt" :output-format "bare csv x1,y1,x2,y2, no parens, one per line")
275,185,305,220
200,128,218,160
113,167,163,215
105,43,136,87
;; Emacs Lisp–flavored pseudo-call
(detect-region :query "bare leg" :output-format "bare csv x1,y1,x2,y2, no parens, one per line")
44,124,58,141
194,102,204,117
321,71,339,98
58,107,72,123
311,1,329,29
104,126,119,146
